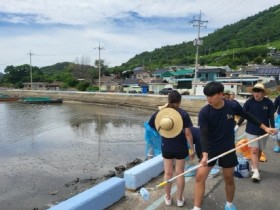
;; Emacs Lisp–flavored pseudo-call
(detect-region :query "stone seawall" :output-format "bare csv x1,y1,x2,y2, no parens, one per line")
2,90,207,115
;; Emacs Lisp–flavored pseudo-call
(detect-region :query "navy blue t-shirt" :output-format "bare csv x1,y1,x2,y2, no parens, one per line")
243,97,275,135
190,127,202,158
148,108,193,154
274,95,280,115
199,100,244,153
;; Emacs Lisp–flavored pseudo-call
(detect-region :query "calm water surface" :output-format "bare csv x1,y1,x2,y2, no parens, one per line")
0,102,153,168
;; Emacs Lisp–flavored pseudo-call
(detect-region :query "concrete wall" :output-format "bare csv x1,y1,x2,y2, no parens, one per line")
48,177,125,210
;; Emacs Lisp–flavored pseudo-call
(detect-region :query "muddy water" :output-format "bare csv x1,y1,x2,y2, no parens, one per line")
0,102,155,210
0,102,198,210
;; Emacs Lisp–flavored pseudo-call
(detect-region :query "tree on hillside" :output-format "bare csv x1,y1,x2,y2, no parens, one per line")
94,59,110,76
73,56,93,80
74,56,91,66
3,64,49,88
4,65,29,83
254,56,264,64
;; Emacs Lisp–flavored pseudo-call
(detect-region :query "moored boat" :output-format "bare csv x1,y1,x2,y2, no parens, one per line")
21,97,63,104
0,94,20,102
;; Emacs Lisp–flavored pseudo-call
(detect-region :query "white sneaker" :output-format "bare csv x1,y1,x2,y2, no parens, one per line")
252,170,261,182
164,195,172,206
177,196,185,207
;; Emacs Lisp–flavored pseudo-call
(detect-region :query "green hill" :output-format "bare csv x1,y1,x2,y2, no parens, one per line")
40,62,75,74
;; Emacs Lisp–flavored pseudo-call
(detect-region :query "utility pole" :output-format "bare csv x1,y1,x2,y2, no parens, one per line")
189,11,208,95
28,51,34,90
94,43,104,92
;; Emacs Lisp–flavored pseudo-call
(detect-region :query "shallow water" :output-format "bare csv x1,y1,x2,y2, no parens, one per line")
0,101,198,210
0,102,153,209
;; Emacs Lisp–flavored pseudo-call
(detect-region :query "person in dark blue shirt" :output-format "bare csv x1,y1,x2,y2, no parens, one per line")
274,95,280,115
273,95,280,152
237,83,275,181
190,126,202,159
192,82,276,210
148,90,194,207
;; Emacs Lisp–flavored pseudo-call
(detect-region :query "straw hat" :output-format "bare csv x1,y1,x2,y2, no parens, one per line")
224,90,231,95
155,108,183,138
252,83,267,95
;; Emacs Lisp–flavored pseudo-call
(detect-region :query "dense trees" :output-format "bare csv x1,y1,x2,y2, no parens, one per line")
0,59,108,90
2,64,43,88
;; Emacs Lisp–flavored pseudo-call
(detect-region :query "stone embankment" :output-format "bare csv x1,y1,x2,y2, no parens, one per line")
3,90,207,115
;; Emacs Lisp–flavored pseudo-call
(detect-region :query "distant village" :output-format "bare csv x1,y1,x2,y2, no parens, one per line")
22,64,280,96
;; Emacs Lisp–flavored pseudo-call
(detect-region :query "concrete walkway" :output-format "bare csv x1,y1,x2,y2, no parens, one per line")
108,135,280,210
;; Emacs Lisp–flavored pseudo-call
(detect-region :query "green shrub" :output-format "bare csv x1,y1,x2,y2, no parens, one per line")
87,86,99,92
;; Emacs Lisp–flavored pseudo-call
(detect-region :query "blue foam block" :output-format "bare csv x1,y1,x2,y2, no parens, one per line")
124,155,163,190
48,177,125,210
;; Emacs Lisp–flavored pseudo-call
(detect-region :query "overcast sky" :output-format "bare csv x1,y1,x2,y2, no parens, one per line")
0,0,279,73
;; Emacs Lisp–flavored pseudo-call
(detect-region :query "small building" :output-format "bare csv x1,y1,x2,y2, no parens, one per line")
23,82,63,90
97,75,123,92
161,68,194,83
148,79,169,94
242,64,280,82
151,68,169,78
194,82,242,96
48,81,63,91
197,67,227,81
132,67,154,83
120,78,143,93
23,82,48,90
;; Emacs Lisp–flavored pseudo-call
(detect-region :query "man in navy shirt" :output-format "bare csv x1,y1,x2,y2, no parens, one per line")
192,82,276,210
237,83,275,181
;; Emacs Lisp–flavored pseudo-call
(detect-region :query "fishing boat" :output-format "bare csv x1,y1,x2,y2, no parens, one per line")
21,97,63,104
0,94,20,102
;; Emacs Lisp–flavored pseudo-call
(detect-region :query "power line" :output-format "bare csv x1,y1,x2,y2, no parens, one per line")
33,50,92,57
203,0,248,27
189,11,208,95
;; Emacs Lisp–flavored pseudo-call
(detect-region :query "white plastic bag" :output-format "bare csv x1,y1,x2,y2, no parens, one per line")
234,156,250,178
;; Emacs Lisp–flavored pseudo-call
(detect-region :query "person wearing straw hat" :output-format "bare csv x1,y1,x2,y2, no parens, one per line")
192,82,276,210
236,83,275,182
148,90,195,207
223,90,231,100
229,91,236,101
